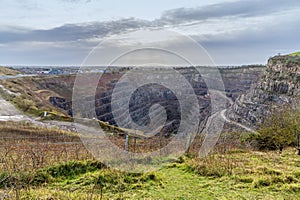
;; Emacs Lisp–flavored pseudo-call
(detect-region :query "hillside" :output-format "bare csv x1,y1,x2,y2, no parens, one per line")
0,75,74,121
289,52,300,57
227,54,300,128
0,66,20,76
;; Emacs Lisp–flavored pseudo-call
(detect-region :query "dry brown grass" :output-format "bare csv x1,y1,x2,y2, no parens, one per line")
0,67,20,76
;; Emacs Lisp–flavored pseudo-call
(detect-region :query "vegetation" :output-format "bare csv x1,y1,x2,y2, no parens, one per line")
0,66,20,76
0,121,300,199
0,121,78,138
0,76,73,121
289,52,300,57
0,65,299,199
1,147,300,199
248,105,300,153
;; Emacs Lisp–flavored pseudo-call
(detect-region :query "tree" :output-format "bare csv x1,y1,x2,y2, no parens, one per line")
253,104,300,153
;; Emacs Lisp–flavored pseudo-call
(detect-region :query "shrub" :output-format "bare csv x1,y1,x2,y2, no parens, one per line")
250,105,300,152
13,95,36,112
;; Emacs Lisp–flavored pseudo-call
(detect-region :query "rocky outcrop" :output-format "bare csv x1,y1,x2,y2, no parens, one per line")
49,96,72,116
220,66,264,100
227,55,300,128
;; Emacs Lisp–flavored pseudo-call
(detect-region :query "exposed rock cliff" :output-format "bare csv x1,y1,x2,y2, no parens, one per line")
227,54,300,128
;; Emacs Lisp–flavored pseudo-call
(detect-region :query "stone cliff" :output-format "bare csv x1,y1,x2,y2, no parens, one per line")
227,54,300,129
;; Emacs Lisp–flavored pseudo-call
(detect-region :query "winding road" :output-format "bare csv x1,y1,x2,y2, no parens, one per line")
208,89,258,134
220,109,258,134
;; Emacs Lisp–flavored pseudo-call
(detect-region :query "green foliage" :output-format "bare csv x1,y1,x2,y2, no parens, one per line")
0,172,9,188
42,160,106,179
286,57,300,65
13,95,36,112
250,105,300,152
1,149,300,199
0,160,162,197
289,52,300,57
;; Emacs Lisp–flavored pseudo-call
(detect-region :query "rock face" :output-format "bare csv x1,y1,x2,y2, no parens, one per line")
219,67,264,101
47,66,263,135
77,68,212,135
227,55,300,128
49,96,72,116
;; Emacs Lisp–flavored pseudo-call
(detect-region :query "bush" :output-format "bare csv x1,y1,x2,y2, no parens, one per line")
43,160,106,179
13,95,36,112
250,105,300,152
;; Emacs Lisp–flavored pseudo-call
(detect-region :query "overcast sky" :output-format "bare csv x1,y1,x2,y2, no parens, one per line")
0,0,299,66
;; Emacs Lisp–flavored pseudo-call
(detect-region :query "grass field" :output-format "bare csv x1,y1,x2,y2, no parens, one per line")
0,122,300,199
1,148,300,199
289,52,300,57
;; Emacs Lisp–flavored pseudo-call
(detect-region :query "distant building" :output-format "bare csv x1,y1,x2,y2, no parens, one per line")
49,68,61,75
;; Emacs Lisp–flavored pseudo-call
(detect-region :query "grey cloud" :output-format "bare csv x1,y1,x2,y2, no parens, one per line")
1,0,300,65
1,0,299,45
161,0,300,23
0,18,153,44
199,18,300,65
202,18,300,46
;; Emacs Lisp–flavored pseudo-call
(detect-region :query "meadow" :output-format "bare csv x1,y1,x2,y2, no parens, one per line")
0,121,300,199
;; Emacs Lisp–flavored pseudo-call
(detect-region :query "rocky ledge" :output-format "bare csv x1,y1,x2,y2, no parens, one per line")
227,54,300,129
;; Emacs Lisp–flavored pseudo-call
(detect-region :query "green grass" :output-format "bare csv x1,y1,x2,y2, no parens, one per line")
1,148,300,199
289,52,300,57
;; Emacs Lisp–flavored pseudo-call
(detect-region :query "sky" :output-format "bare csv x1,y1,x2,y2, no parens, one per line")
0,0,299,66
